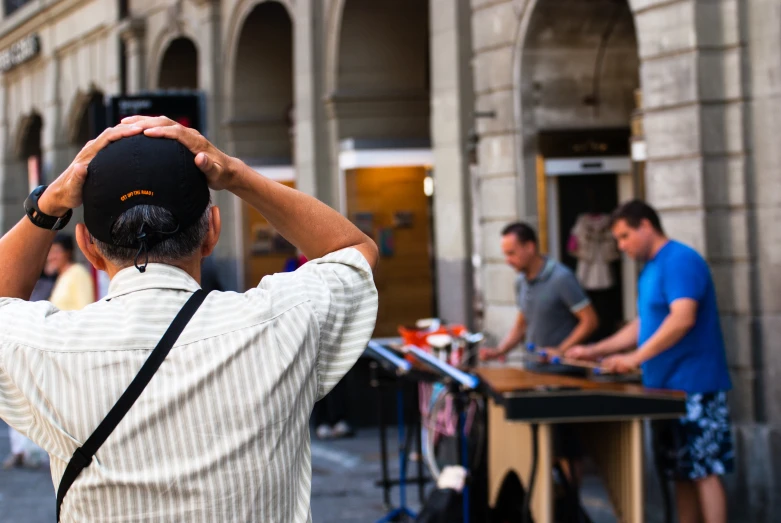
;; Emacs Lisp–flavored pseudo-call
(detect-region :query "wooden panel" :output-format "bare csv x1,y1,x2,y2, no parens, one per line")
243,180,297,289
579,420,644,523
346,166,434,336
487,400,554,523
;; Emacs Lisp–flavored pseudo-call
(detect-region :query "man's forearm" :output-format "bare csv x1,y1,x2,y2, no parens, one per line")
557,320,594,353
228,161,378,268
591,318,639,357
633,314,691,364
498,324,525,355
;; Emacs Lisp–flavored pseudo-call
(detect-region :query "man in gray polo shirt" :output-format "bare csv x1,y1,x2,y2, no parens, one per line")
480,222,598,361
480,222,599,494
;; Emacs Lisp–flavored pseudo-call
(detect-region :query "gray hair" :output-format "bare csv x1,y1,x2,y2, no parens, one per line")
91,204,211,268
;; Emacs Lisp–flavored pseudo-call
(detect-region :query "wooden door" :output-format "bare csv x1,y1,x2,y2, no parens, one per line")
345,166,434,336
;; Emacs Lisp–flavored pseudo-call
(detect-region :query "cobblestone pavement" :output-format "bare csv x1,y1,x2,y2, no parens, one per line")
0,420,623,523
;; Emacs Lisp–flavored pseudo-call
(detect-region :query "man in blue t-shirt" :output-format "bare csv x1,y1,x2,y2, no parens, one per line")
567,200,733,523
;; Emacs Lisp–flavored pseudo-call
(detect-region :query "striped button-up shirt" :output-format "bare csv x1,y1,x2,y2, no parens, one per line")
0,247,378,522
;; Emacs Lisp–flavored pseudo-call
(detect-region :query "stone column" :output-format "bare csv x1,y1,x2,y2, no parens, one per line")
41,56,81,232
470,0,521,340
0,81,15,234
191,0,240,290
742,0,781,518
295,0,333,204
119,18,146,95
429,0,475,326
632,0,755,415
632,0,772,518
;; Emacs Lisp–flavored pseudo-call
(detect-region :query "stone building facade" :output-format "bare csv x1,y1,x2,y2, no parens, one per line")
0,0,777,519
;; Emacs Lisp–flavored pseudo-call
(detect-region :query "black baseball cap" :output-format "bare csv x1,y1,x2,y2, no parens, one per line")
83,134,210,248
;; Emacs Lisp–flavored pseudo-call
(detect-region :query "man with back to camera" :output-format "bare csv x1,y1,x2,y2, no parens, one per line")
479,221,599,491
0,115,379,522
566,200,733,523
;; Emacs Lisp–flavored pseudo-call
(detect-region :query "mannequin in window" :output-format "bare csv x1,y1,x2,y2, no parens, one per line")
567,189,619,290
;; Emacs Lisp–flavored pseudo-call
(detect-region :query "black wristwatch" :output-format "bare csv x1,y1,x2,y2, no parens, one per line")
24,185,72,231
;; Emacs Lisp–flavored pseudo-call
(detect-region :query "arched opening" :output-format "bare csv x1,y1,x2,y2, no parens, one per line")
229,1,294,289
231,2,293,162
0,113,43,233
158,37,198,90
335,0,433,336
18,112,43,190
521,0,640,341
335,0,430,141
72,91,106,146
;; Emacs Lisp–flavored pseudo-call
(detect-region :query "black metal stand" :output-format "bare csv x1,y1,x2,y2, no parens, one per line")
370,361,431,516
446,380,471,523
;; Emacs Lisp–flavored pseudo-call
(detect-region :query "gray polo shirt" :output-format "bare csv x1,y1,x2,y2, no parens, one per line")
516,257,591,348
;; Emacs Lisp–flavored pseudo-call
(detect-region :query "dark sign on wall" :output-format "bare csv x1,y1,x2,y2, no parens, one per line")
106,92,205,134
538,128,630,158
4,0,33,17
0,34,40,73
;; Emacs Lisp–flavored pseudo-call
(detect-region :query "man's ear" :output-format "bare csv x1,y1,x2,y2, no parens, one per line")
75,223,107,272
201,206,221,258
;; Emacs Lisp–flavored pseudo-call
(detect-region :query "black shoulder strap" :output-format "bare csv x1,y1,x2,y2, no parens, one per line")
56,289,209,521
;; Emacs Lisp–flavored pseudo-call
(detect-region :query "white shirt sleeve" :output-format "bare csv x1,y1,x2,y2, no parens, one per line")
259,247,378,399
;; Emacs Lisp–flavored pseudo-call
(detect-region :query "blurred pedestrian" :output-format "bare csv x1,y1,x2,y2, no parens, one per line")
46,234,94,311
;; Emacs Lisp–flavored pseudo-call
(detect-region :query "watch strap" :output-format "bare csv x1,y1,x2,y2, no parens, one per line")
24,185,73,231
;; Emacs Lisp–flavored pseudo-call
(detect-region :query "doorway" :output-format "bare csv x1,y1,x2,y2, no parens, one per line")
556,173,623,342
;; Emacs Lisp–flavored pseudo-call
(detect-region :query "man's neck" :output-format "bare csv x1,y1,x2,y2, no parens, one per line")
104,257,203,284
524,255,546,280
648,234,669,260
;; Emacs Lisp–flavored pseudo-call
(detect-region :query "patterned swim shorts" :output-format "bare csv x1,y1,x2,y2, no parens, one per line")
651,391,735,481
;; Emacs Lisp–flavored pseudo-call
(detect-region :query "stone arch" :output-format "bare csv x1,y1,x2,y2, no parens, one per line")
509,0,640,340
14,112,43,163
157,37,199,89
511,0,641,216
148,29,201,90
64,89,106,146
223,0,294,95
3,112,44,229
225,0,294,163
223,0,294,121
331,0,430,142
323,0,346,98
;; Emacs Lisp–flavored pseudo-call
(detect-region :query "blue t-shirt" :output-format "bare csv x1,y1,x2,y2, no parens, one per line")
637,240,732,393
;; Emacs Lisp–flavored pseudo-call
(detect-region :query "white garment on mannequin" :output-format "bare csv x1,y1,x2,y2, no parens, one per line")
568,213,620,290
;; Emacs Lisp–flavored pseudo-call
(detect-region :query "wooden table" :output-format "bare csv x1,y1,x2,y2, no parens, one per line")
475,367,685,523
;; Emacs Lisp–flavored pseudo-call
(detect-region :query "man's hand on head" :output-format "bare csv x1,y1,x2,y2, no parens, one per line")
41,123,145,215
121,115,238,192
